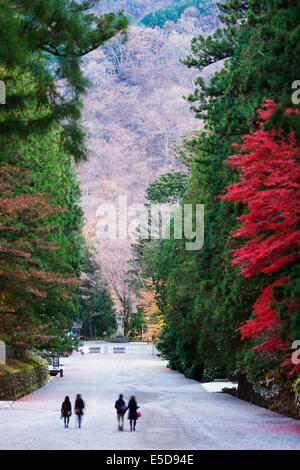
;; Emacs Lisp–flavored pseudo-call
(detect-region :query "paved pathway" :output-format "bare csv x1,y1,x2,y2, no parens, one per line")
0,346,299,450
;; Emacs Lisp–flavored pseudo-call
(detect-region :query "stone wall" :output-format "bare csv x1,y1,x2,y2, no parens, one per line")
0,356,49,401
236,373,300,420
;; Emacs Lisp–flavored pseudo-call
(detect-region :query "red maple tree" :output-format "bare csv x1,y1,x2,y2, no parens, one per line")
0,166,78,347
220,100,300,371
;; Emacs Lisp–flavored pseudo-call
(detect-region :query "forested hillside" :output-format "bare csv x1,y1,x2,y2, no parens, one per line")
140,0,218,28
95,0,174,19
79,0,220,264
95,0,215,22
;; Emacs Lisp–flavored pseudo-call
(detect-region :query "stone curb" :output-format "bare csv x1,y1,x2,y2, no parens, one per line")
0,401,13,409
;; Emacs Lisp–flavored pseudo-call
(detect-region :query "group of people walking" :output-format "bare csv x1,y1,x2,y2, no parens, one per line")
60,394,140,432
61,394,85,428
115,394,140,431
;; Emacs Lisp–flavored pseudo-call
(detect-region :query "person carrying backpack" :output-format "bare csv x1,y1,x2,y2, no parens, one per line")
115,394,127,431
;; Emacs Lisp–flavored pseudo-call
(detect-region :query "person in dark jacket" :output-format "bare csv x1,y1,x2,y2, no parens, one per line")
127,396,139,431
115,394,127,431
74,394,85,428
61,396,72,428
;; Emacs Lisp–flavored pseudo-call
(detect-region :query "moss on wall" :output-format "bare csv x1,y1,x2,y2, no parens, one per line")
237,371,300,420
0,355,49,400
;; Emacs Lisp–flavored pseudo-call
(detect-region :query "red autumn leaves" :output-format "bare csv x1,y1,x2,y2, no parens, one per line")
220,100,300,370
0,166,78,345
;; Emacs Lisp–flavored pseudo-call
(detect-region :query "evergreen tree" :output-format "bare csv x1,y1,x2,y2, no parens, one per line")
0,0,128,160
80,246,116,339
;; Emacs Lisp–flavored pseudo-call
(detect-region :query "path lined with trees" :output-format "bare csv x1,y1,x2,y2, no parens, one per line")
0,0,299,427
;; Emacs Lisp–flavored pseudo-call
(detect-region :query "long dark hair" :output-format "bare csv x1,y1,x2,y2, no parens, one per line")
64,396,70,405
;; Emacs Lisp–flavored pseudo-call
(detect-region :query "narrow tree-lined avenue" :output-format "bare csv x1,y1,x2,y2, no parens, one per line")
0,346,299,450
0,0,299,450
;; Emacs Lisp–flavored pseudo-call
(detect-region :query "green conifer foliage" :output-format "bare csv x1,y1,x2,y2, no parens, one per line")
136,0,300,387
0,0,128,160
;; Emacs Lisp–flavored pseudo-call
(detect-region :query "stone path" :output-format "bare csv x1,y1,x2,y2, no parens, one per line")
0,345,299,450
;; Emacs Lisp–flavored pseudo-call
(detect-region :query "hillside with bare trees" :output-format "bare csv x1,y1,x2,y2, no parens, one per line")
79,3,219,241
78,1,220,317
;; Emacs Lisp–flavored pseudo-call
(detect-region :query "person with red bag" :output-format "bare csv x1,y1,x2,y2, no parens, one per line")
74,394,85,428
127,396,140,432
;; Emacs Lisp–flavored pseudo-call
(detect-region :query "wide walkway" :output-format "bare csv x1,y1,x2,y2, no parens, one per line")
0,345,299,450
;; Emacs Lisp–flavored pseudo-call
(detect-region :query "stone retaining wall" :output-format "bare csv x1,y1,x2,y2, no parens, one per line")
236,373,300,420
0,356,49,401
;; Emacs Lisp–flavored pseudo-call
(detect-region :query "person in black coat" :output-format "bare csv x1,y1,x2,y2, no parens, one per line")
74,394,85,428
127,396,139,431
61,396,72,428
115,394,127,431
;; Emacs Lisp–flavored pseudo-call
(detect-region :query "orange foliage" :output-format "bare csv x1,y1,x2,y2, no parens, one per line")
137,281,164,342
